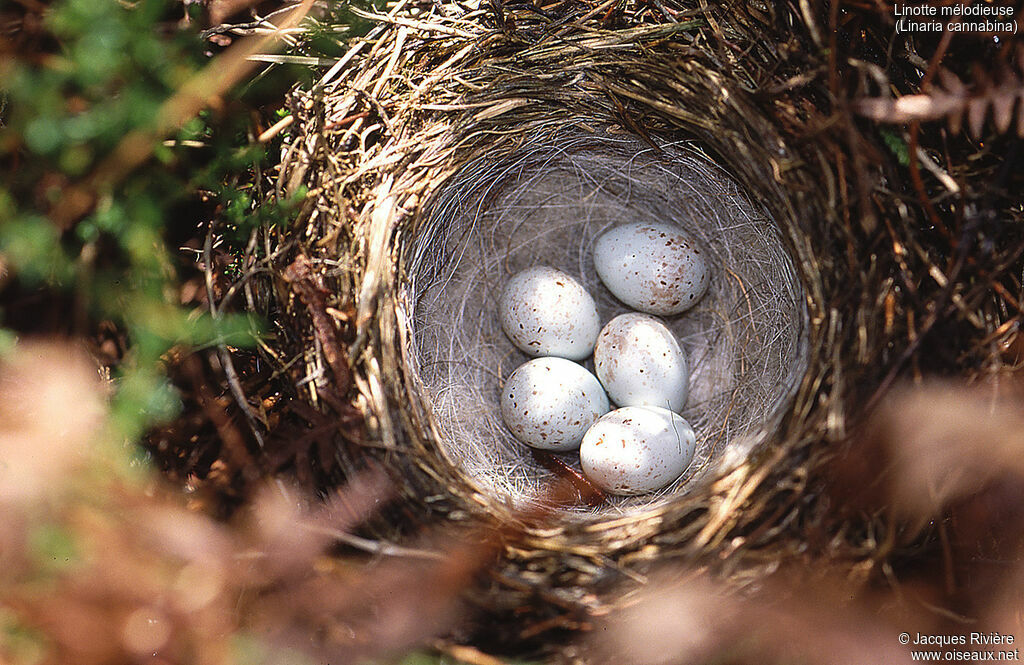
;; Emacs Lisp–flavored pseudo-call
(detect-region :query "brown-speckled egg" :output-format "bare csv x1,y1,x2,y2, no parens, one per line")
579,406,696,495
500,357,609,451
499,266,601,360
594,313,688,412
593,222,710,315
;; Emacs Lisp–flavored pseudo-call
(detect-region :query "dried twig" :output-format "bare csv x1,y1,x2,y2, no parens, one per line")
282,255,354,397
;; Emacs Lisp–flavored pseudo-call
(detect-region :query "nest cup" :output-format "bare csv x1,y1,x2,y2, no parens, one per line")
406,132,808,511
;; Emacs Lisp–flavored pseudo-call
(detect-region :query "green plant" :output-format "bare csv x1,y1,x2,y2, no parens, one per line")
0,0,305,440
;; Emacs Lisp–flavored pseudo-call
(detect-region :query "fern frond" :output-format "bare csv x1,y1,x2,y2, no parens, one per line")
853,48,1024,137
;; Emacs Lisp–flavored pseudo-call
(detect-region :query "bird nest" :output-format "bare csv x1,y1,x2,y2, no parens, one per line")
273,0,833,585
260,0,1024,647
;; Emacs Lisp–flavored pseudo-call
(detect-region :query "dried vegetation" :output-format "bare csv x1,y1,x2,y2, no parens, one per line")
4,0,1024,663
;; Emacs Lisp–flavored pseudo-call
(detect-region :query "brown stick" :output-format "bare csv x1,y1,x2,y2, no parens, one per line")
531,449,607,507
283,255,354,396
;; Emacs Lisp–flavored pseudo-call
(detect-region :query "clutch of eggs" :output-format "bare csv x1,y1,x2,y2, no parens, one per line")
496,218,710,497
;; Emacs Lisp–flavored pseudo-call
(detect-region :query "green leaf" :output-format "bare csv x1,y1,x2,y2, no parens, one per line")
880,128,910,168
27,524,79,575
0,217,73,285
0,329,18,356
23,117,63,155
0,608,50,665
230,632,319,665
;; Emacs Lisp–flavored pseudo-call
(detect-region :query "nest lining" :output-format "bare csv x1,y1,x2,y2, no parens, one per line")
403,131,809,513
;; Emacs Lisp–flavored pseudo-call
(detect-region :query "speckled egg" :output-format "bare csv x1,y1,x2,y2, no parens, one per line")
500,357,610,451
593,222,710,315
593,313,688,412
579,406,696,495
499,266,601,360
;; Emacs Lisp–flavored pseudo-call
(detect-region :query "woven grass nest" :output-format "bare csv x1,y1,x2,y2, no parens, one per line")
258,0,1024,651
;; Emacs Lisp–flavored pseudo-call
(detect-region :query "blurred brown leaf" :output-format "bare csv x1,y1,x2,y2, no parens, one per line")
209,0,262,26
833,381,1024,524
588,570,915,665
0,341,105,504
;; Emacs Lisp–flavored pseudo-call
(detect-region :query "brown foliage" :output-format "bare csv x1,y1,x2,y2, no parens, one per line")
0,343,493,665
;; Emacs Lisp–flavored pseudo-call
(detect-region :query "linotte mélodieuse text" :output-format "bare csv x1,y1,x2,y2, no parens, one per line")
894,2,1017,33
912,633,1016,646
